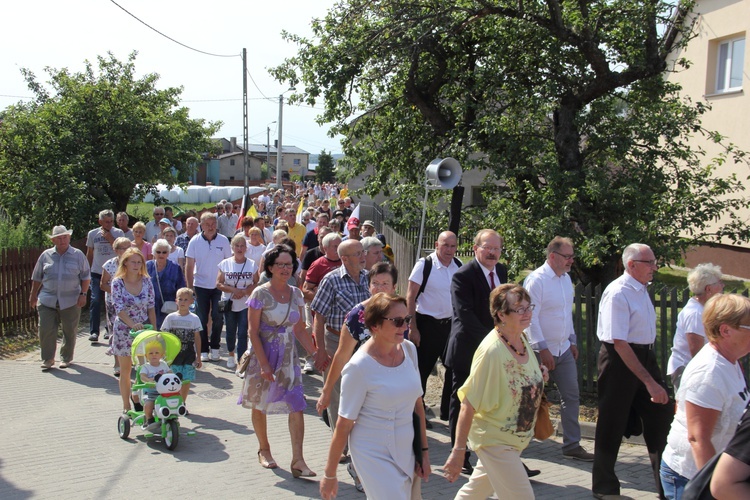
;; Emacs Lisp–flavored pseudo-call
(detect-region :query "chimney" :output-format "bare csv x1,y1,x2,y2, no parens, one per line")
230,137,237,152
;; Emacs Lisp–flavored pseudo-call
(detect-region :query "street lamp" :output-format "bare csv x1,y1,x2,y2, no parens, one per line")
266,121,276,174
277,86,296,190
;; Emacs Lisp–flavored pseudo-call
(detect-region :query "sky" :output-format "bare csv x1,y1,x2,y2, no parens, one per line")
0,0,343,154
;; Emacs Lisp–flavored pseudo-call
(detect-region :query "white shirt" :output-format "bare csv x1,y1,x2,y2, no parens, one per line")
597,272,656,344
167,246,184,267
666,297,707,375
408,252,460,320
476,258,498,289
662,344,749,479
246,243,266,270
217,257,257,311
185,232,232,289
145,220,161,244
523,262,576,355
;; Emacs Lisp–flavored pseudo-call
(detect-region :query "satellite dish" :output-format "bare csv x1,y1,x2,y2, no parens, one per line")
425,157,461,189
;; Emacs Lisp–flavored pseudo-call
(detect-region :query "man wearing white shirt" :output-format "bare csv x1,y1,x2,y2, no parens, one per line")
186,212,232,362
592,243,673,500
524,236,593,461
406,231,461,428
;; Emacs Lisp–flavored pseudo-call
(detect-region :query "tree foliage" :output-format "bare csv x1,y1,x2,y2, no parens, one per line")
0,52,220,240
273,0,750,284
316,149,336,182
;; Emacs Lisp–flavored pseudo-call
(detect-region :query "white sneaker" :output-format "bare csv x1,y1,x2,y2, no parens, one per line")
210,348,221,361
303,359,315,374
227,356,236,370
200,352,209,362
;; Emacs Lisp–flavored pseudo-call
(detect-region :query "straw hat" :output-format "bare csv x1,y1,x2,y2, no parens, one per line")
48,225,73,238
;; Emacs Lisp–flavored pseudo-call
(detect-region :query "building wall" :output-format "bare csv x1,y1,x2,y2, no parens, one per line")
665,0,750,275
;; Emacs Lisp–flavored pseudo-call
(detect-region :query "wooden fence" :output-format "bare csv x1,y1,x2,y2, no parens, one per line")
0,247,44,336
0,239,87,337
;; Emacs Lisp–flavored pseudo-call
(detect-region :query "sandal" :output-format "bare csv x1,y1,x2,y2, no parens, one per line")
347,462,364,492
257,449,278,469
291,459,316,478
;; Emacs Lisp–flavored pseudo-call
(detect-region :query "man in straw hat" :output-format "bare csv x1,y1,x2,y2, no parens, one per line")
29,225,91,370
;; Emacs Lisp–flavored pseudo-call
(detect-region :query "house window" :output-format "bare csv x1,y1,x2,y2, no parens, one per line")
716,37,745,92
230,159,235,166
471,186,487,206
293,159,301,166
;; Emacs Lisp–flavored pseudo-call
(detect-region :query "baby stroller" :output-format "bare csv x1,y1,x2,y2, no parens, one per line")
117,329,188,450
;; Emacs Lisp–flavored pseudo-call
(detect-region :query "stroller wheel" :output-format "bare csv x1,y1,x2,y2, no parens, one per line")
118,415,131,439
164,420,179,451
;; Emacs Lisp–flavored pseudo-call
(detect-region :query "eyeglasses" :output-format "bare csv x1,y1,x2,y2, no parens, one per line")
553,251,575,260
154,250,168,254
478,245,502,253
633,259,658,266
737,325,750,331
509,305,536,315
384,315,413,328
273,263,294,269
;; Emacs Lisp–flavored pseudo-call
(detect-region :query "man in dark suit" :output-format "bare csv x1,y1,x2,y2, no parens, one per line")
445,229,508,474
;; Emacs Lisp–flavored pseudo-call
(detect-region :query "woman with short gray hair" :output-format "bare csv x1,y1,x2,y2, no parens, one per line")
666,263,724,391
147,238,185,328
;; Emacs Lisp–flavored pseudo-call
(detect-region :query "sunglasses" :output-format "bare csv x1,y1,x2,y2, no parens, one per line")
154,250,168,255
384,315,413,328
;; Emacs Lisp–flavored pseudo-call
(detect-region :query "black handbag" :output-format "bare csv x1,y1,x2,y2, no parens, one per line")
412,411,423,468
682,452,721,500
218,299,231,313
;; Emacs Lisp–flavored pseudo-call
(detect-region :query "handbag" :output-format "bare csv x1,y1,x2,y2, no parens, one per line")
237,349,252,375
161,301,178,314
412,411,423,468
534,391,555,440
682,452,722,500
154,265,178,315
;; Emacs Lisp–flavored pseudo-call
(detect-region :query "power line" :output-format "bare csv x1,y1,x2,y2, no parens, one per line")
246,69,275,102
109,0,240,58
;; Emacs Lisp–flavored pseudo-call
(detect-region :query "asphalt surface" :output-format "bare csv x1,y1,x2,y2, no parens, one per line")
0,329,660,499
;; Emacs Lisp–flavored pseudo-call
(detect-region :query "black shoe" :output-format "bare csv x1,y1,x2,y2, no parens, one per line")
461,457,473,475
88,333,99,342
524,462,540,478
131,396,143,413
425,419,433,429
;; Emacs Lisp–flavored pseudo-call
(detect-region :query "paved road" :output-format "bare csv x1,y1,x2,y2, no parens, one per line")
0,331,660,499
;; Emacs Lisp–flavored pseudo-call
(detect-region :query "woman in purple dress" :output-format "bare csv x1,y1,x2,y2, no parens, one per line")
240,245,318,477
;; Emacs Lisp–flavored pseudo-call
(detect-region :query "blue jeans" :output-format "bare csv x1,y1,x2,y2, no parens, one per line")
89,273,103,335
660,459,689,500
194,287,223,352
224,308,248,355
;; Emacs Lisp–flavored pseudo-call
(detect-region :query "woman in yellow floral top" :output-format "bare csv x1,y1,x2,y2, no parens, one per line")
443,283,548,499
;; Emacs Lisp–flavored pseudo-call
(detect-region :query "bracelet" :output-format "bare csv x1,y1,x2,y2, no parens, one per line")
421,447,429,451
453,447,466,451
323,475,337,480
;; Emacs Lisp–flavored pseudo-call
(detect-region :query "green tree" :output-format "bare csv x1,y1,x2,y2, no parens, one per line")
273,0,750,284
0,52,220,239
316,149,336,182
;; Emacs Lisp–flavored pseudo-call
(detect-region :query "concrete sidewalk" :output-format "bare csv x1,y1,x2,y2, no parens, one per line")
0,331,660,499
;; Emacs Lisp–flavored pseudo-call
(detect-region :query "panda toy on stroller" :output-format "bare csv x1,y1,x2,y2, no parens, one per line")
117,329,188,450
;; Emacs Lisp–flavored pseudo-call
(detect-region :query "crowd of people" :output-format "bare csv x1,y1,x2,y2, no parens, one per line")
29,180,750,499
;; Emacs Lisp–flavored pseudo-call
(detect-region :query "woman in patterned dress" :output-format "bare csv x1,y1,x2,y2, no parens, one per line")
111,248,156,414
240,245,317,477
100,237,132,376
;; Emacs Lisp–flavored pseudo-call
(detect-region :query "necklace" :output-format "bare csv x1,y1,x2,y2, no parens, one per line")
496,328,527,356
270,284,289,301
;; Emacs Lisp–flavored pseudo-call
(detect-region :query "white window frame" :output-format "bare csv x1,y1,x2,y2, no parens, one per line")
716,36,745,93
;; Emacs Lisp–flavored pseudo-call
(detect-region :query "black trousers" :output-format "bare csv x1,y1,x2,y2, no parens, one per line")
415,313,452,395
592,342,674,497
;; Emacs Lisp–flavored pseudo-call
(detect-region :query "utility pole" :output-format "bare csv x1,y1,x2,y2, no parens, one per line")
242,48,249,196
266,121,275,176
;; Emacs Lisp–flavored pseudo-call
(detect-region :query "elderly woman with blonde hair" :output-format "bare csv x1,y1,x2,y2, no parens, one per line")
660,293,750,499
666,263,724,391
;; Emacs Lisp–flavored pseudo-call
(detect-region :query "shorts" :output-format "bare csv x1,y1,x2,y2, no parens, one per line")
171,364,195,382
141,389,159,402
